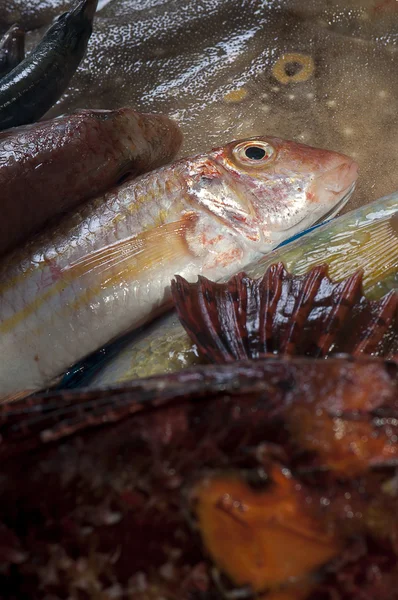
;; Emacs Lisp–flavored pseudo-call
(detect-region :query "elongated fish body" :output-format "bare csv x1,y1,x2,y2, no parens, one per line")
0,107,182,255
0,136,357,397
0,24,24,78
0,0,98,131
84,191,398,387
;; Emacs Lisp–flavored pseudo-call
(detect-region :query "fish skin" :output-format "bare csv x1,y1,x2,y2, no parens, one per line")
84,192,398,388
0,24,25,78
0,358,397,598
0,0,98,131
0,107,182,256
0,136,357,397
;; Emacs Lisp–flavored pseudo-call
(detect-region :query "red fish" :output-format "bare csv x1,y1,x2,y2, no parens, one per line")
0,136,357,399
0,107,182,255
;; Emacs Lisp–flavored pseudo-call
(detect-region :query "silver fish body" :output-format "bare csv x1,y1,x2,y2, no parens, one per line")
0,107,182,256
84,191,398,388
0,136,357,398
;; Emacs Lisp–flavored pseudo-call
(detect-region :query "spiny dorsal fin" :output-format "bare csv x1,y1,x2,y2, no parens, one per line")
171,263,398,363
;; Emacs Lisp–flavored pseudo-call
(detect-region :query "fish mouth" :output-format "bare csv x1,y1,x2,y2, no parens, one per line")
271,180,357,251
312,180,357,226
281,179,357,235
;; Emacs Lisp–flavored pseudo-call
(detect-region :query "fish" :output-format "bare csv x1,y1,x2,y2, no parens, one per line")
0,0,97,131
0,266,396,597
0,357,397,598
0,107,182,256
0,136,357,398
171,264,398,364
81,191,398,387
0,24,24,78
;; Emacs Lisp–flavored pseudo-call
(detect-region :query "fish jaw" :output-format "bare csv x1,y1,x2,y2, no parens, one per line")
274,175,358,245
209,136,358,251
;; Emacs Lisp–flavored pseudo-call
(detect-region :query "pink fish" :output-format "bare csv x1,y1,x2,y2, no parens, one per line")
0,136,357,399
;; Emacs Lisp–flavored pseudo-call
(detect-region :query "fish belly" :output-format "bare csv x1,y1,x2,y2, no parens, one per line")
0,167,190,395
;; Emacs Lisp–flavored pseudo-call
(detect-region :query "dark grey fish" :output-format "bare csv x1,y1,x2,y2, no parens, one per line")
0,24,25,78
0,0,97,131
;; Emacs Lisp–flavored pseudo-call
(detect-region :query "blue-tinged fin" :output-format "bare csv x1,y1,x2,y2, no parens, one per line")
56,330,139,389
275,219,332,249
58,216,337,389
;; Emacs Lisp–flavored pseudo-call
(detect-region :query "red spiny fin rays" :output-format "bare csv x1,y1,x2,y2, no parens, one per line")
171,263,398,363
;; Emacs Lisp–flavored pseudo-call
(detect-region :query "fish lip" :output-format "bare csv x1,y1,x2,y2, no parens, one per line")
312,180,357,226
279,180,357,235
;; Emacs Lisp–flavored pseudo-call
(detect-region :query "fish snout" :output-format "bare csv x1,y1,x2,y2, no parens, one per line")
299,157,358,228
319,159,359,195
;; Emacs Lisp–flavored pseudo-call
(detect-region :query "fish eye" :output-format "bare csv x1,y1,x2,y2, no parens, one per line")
233,141,275,166
245,146,266,160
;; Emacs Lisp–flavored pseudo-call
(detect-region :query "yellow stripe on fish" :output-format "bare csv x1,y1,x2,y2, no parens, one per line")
0,135,358,398
66,214,198,312
0,215,198,335
0,278,67,335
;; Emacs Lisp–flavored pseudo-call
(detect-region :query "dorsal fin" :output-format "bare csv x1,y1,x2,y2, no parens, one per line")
171,263,398,363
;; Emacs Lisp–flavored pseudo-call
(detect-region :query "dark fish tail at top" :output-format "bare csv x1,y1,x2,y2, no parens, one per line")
0,0,98,131
0,24,25,78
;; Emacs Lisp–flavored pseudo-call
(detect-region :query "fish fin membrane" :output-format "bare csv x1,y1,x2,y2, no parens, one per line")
171,263,398,363
63,213,198,286
321,211,398,292
276,211,398,294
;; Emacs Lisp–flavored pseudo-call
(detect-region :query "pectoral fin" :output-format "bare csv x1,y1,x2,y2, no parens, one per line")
0,213,199,337
64,212,199,286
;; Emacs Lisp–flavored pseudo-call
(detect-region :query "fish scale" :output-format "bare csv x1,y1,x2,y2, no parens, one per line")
78,193,398,389
0,135,357,399
0,106,182,256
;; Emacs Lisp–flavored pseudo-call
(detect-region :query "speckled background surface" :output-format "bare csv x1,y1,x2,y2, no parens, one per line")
1,0,397,211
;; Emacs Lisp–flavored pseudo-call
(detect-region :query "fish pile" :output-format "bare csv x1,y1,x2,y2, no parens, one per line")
0,1,396,598
0,0,357,404
0,265,396,598
0,134,357,400
67,191,398,386
0,135,396,599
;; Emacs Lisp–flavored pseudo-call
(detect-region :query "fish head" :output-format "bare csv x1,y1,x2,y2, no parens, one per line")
191,136,358,251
